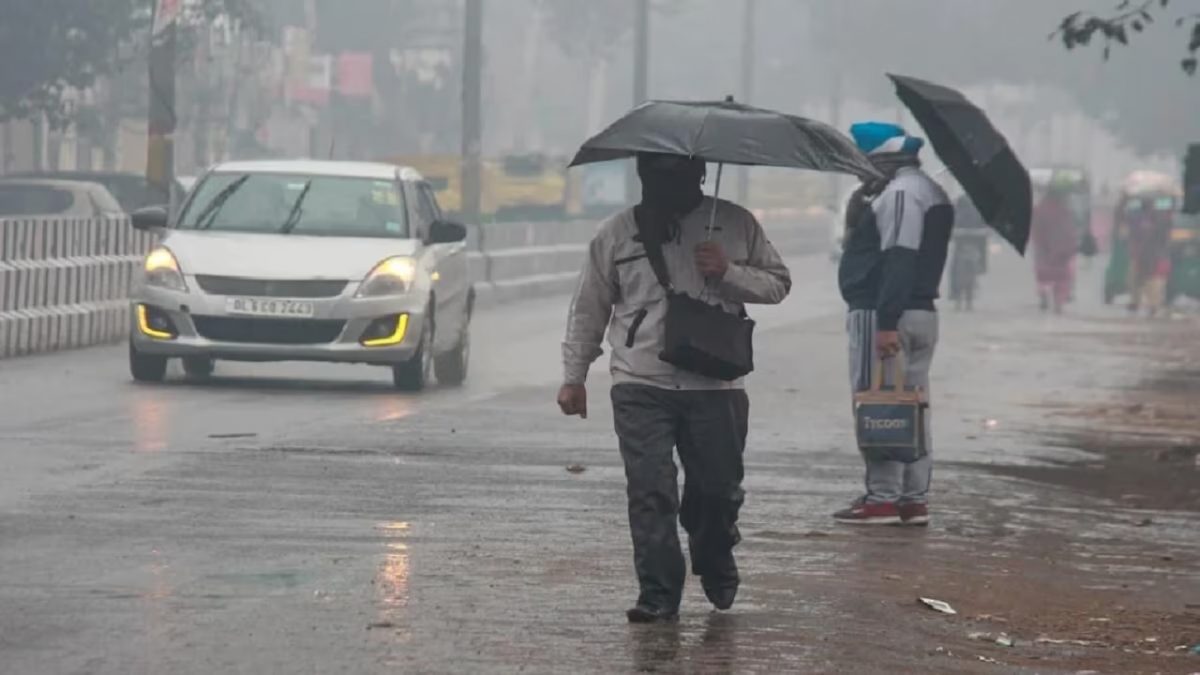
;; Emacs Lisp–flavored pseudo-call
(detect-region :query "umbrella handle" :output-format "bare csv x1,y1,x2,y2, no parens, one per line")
707,162,724,239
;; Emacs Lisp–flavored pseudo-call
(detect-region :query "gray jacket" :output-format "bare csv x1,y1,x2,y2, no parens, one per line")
563,197,791,390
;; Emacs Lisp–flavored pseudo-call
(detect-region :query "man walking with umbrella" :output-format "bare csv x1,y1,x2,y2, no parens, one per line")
834,122,954,525
557,152,791,622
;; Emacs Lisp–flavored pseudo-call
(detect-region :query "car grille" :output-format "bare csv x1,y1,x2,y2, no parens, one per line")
194,275,348,298
192,316,346,345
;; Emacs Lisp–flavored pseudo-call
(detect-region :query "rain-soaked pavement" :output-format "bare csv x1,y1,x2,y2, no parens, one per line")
1,248,1198,674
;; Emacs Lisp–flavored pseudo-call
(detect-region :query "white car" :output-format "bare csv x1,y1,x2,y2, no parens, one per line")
128,160,473,391
0,178,124,218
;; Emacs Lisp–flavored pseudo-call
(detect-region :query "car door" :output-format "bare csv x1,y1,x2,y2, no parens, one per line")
415,182,469,350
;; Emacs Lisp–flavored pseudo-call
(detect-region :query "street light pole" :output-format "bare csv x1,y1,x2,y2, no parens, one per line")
736,0,756,205
627,0,649,203
461,0,484,223
147,22,177,208
633,0,648,106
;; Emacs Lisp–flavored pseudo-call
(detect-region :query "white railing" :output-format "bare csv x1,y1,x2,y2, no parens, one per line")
1,217,154,358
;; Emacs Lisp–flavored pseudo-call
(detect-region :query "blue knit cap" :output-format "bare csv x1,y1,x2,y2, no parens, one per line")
850,122,924,156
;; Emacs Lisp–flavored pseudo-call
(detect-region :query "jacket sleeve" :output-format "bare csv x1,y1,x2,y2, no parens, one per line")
874,188,926,331
562,230,617,385
718,211,792,305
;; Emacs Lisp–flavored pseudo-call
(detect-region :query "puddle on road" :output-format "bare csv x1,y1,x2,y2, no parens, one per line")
249,445,387,458
372,397,414,422
132,391,170,452
372,521,412,640
201,571,303,590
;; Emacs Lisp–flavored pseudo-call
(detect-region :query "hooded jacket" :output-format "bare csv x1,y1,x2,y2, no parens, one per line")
562,197,791,390
837,167,954,329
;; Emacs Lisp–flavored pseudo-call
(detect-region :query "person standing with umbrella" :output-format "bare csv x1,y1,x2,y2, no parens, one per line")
831,75,1031,525
834,122,954,525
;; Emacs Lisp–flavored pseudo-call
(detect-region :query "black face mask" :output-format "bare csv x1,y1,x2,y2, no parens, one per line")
637,155,705,218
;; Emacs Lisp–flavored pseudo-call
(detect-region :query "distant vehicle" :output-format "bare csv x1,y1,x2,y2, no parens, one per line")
12,170,185,213
0,178,124,218
1104,171,1180,305
384,153,574,221
1168,211,1200,303
127,160,473,391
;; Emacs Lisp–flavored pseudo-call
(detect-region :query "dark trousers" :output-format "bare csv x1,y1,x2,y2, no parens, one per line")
611,384,749,610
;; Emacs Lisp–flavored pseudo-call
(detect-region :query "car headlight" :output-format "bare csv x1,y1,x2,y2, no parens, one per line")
144,247,187,291
357,256,417,297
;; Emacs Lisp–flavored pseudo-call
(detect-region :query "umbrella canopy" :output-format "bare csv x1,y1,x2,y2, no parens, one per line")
888,74,1031,255
569,99,882,181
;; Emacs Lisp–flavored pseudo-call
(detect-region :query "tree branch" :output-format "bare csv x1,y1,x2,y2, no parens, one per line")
1054,0,1200,76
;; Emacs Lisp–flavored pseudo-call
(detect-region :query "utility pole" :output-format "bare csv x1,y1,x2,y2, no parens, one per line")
828,67,843,209
627,0,650,203
736,0,756,205
816,1,844,210
147,4,177,208
193,22,211,171
461,0,484,223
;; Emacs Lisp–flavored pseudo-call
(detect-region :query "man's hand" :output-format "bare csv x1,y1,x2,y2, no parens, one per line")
557,383,588,419
694,241,729,280
875,330,902,359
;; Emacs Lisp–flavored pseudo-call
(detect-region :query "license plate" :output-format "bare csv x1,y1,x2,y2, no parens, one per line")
225,297,315,318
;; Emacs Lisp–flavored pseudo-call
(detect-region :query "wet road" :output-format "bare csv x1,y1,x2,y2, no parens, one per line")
1,250,1196,674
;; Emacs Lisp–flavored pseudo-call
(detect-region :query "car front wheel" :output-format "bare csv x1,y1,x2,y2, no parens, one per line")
434,323,469,386
392,313,434,391
129,341,168,383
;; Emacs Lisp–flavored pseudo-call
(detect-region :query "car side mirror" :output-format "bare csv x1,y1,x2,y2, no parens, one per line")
131,205,169,231
429,219,467,244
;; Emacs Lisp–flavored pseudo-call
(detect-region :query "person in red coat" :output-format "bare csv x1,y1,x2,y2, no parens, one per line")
1031,185,1079,313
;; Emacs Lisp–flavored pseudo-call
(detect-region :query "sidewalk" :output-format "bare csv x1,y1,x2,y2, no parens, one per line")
730,254,1200,674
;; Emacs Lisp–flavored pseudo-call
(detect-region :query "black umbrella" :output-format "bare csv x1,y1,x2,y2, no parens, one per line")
888,74,1031,255
569,98,881,180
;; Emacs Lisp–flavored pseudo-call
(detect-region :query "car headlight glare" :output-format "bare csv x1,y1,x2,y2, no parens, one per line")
144,247,187,291
357,256,417,297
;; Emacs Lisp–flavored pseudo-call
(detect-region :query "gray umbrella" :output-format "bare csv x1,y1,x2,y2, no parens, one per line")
568,98,881,181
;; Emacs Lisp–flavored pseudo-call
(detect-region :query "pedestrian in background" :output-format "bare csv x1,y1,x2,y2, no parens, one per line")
949,193,989,311
558,153,790,622
834,122,954,526
1031,183,1079,314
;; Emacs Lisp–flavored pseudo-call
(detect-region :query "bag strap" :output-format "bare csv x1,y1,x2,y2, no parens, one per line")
633,205,675,293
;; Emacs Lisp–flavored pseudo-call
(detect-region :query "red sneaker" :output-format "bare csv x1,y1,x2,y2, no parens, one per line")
899,502,930,526
832,499,901,525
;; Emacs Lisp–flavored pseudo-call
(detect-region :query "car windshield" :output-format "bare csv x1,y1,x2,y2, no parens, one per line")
177,173,409,238
1124,195,1176,213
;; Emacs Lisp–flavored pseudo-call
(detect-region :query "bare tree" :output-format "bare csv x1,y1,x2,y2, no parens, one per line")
0,0,258,126
1054,0,1200,75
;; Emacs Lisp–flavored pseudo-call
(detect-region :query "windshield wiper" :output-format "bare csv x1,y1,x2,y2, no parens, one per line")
194,174,250,230
279,180,313,234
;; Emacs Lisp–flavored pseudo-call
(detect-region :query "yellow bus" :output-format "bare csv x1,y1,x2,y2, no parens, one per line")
384,154,576,221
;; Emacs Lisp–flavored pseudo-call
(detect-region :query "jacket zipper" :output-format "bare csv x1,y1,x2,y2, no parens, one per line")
625,308,648,348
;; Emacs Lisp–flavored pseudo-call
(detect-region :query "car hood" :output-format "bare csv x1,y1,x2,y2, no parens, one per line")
162,230,420,280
